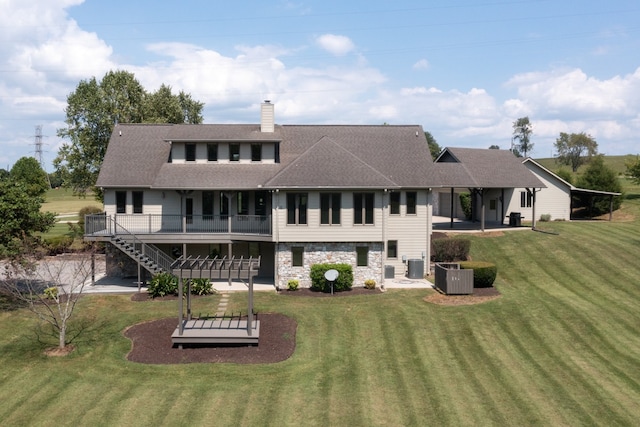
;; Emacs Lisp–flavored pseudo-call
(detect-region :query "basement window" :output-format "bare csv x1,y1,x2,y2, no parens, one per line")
292,246,304,267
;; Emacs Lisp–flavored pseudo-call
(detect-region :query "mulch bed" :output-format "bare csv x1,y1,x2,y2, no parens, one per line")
424,286,501,306
124,313,297,365
277,287,383,297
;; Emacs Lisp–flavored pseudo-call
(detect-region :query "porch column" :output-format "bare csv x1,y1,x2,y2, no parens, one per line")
609,195,614,221
480,188,485,232
531,188,537,229
450,187,454,229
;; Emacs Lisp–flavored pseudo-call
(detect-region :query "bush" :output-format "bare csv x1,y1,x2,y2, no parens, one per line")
364,279,376,289
147,272,178,298
43,286,58,300
44,235,74,255
310,264,353,292
459,192,472,220
77,206,104,234
431,238,471,262
540,214,551,222
287,279,299,291
459,261,497,287
189,278,213,295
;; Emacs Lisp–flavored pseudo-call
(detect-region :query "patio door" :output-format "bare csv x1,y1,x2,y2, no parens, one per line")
186,198,193,224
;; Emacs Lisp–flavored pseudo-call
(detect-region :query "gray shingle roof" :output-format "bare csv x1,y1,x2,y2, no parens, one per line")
433,147,546,188
96,123,436,190
96,125,544,191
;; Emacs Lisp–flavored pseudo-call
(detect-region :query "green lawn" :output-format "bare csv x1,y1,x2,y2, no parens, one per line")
2,188,640,425
41,188,100,215
535,154,633,177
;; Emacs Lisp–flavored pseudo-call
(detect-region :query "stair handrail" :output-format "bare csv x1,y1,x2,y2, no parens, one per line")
107,216,175,274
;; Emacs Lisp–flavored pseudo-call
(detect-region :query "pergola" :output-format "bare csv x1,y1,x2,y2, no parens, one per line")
170,255,261,347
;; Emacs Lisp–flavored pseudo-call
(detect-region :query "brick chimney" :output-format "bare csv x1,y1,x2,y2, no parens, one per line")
260,100,274,133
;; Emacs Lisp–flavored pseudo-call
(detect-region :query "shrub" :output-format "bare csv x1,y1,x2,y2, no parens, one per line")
310,263,353,292
459,192,472,219
540,214,551,222
431,238,471,262
43,286,58,300
189,278,213,295
287,279,299,291
44,235,74,255
77,206,103,234
459,261,497,287
364,279,376,289
147,272,178,298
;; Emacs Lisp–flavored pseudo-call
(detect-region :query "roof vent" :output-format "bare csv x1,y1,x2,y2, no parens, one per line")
260,100,274,133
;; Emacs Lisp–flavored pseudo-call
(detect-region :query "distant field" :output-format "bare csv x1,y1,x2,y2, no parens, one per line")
41,188,101,215
534,154,633,177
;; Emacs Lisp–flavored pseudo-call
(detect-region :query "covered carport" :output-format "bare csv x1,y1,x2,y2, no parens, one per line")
433,148,546,231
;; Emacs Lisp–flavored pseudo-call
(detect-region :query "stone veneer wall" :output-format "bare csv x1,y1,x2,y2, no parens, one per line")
276,242,383,289
105,244,142,278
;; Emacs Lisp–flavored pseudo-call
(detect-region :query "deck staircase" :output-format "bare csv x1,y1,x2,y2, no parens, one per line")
103,217,174,276
111,236,174,275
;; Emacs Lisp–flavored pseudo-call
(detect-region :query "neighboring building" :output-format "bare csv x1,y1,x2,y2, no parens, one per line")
510,158,621,222
510,158,573,221
85,102,436,288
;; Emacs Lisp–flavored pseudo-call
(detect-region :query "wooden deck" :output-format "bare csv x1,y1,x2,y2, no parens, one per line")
171,318,260,345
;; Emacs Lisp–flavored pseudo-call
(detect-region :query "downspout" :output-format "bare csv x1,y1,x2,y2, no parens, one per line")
382,189,387,286
426,188,432,275
274,189,280,290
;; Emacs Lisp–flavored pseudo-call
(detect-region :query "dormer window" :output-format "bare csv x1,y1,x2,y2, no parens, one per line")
185,143,196,162
251,143,262,162
230,144,240,161
207,143,218,161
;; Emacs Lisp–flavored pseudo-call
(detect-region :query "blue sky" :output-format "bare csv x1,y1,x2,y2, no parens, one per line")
2,0,640,171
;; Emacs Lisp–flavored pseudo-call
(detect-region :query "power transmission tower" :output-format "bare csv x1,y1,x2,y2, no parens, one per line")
33,125,52,188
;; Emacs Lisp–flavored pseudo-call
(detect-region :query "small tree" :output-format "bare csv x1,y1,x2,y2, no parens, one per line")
625,155,640,184
10,157,50,196
512,117,533,157
1,251,95,351
575,155,623,216
554,132,598,172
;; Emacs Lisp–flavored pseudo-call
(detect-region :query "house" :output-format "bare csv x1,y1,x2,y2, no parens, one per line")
85,102,436,288
432,147,546,229
509,158,621,222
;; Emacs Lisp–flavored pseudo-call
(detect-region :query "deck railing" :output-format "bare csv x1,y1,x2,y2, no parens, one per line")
84,213,272,236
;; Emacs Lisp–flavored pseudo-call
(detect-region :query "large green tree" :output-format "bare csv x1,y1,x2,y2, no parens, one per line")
54,70,204,200
10,157,50,197
424,131,442,160
0,179,56,259
554,132,598,172
512,116,533,157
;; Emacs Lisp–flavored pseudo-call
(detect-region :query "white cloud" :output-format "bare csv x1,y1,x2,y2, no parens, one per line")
413,59,430,70
316,34,355,56
506,67,640,119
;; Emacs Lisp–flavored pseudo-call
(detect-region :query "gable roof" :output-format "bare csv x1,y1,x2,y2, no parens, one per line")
264,135,397,188
523,157,621,196
96,123,436,190
433,147,545,188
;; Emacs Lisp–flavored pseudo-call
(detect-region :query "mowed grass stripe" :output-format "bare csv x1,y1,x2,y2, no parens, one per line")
373,300,438,425
499,278,638,425
498,315,602,425
528,285,640,406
